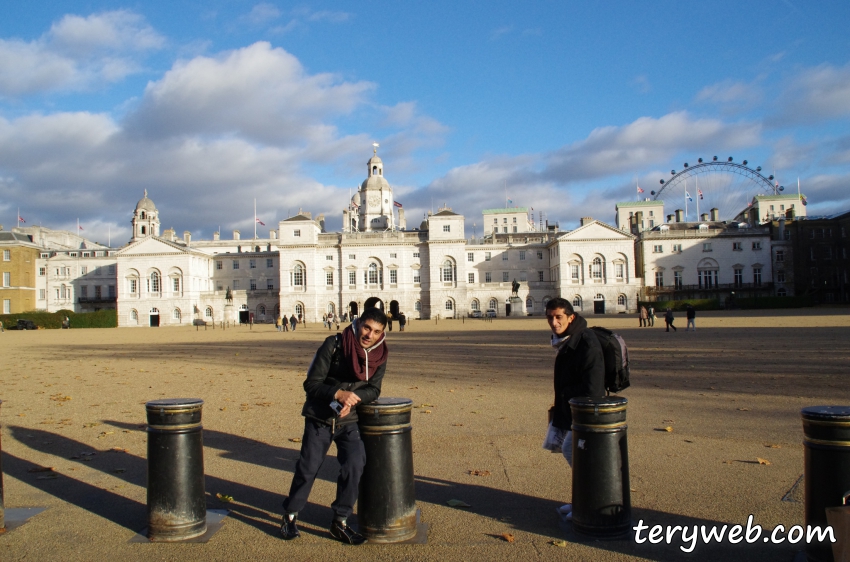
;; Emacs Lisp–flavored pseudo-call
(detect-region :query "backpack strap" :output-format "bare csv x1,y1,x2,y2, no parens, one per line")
329,333,343,373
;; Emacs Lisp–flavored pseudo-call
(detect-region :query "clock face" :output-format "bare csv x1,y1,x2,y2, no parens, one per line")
368,194,381,207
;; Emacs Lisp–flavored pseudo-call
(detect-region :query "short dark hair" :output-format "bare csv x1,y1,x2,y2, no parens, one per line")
545,298,574,315
359,307,388,327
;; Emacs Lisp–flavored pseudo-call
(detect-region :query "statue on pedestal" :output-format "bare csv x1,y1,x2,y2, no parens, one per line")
225,286,233,303
511,278,520,297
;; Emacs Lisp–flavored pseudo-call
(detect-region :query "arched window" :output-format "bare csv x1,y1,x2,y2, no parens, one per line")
617,295,626,306
414,300,421,311
205,307,213,318
442,260,454,282
573,295,582,309
141,226,146,235
526,297,533,309
258,305,266,320
131,309,138,321
295,303,304,317
543,296,551,307
489,298,498,311
141,211,146,219
293,264,304,287
445,300,453,310
173,309,181,321
367,263,379,285
150,271,160,293
591,257,603,280
470,299,480,311
327,302,336,314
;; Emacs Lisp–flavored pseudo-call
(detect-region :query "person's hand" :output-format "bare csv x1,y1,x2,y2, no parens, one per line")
335,390,361,407
339,404,352,418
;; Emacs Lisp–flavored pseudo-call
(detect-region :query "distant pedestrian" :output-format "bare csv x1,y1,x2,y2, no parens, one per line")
322,314,328,329
290,314,297,331
298,313,303,325
647,305,655,327
398,312,406,332
639,306,648,328
686,304,696,331
327,312,334,330
665,308,677,332
0,320,4,332
276,315,282,332
387,313,393,332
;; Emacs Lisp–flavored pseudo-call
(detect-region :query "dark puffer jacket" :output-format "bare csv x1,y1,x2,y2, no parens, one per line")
300,334,386,426
551,314,605,431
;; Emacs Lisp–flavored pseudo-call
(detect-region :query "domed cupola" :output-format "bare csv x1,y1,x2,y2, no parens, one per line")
356,144,394,232
131,189,161,242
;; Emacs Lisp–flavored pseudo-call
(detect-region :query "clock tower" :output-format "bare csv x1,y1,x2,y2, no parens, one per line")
355,144,394,232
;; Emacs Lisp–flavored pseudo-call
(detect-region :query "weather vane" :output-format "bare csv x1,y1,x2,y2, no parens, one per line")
372,142,379,154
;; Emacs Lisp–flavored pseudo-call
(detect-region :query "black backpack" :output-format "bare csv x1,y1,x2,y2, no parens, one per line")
590,326,630,394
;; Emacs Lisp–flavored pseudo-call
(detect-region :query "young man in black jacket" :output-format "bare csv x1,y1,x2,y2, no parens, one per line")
545,297,605,521
280,307,389,545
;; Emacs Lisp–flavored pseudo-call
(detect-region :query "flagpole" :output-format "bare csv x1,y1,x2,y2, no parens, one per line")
684,180,688,220
254,198,257,239
696,177,700,218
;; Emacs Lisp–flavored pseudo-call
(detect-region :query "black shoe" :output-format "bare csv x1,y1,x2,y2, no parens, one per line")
280,512,301,540
330,519,366,545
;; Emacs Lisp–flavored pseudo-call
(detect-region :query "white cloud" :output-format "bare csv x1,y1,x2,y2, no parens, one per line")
0,10,164,97
695,79,762,112
124,42,375,145
772,63,850,125
241,3,282,25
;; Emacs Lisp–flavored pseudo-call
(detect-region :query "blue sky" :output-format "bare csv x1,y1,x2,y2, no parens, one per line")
1,1,849,244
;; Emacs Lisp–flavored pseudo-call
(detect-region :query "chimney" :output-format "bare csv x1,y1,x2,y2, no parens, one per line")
710,208,720,221
269,230,277,240
233,229,240,240
667,214,674,223
301,211,312,219
213,231,220,241
675,209,684,222
316,213,325,233
777,216,786,241
787,208,796,219
183,230,191,244
580,217,593,226
700,213,709,222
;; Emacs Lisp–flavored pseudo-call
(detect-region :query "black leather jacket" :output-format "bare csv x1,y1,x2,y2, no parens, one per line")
552,315,605,431
300,334,386,426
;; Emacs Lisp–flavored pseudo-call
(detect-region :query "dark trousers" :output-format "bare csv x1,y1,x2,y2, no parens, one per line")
283,418,366,520
666,319,677,332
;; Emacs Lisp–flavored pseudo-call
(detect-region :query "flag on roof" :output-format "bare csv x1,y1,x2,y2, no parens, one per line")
698,189,704,200
801,195,808,206
637,186,644,194
18,215,25,223
256,218,265,226
393,201,402,208
685,191,693,202
78,225,84,231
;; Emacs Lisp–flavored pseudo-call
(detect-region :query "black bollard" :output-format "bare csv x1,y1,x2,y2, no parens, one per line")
146,398,206,541
569,396,631,538
357,397,417,542
802,405,850,562
1,400,5,534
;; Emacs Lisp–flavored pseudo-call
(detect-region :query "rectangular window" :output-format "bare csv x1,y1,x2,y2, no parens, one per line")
672,244,683,253
674,271,683,289
2,299,9,314
468,273,474,283
389,269,397,284
249,259,256,269
130,279,137,294
502,252,508,261
173,278,180,293
323,271,333,286
468,252,474,262
267,258,274,268
349,271,356,285
485,252,491,261
233,280,239,290
752,241,762,250
615,263,624,279
537,251,543,259
413,252,419,258
519,251,526,261
108,265,115,275
250,279,257,291
653,245,663,253
94,285,102,299
733,242,742,251
443,225,450,232
232,260,239,270
485,272,492,283
39,267,46,276
2,250,9,261
39,289,46,300
512,217,517,223
734,268,743,287
413,270,421,284
267,280,274,290
108,285,115,297
349,254,356,260
776,250,784,262
777,270,786,283
81,285,88,297
698,270,718,288
326,255,334,261
390,253,397,259
216,261,223,270
502,227,508,233
703,243,712,252
538,271,544,282
502,272,509,282
654,271,663,287
571,265,579,280
503,218,508,223
81,266,87,275
520,271,527,282
2,272,9,287
512,226,517,233
294,229,301,237
754,268,762,286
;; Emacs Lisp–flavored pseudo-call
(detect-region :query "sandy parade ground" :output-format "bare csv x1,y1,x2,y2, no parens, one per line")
1,308,850,561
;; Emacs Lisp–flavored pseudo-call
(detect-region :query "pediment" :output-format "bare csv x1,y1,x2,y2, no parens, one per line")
118,237,188,256
560,221,634,241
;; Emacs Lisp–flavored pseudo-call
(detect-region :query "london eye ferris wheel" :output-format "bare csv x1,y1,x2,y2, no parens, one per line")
651,157,785,221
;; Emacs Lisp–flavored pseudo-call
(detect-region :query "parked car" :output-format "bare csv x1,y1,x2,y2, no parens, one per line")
471,310,482,318
16,319,37,330
486,310,497,318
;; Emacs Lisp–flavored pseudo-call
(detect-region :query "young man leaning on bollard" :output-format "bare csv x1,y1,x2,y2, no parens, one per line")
544,298,605,521
280,306,389,545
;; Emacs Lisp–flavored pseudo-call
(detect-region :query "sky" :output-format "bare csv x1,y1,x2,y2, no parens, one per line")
1,1,849,245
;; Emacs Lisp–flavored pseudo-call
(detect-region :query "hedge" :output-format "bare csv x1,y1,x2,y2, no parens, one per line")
0,309,117,329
